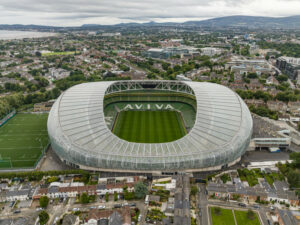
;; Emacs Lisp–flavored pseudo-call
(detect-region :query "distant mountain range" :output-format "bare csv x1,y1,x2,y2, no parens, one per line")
1,15,300,30
183,15,300,29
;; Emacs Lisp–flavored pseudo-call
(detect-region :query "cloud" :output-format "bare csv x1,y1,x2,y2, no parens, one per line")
0,0,300,26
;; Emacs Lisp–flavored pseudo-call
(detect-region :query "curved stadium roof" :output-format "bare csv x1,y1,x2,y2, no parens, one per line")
48,81,253,172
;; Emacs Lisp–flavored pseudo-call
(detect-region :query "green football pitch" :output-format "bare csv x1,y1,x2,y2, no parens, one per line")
112,110,187,143
0,114,49,169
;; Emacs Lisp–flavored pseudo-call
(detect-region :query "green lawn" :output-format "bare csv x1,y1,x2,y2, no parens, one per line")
42,51,76,56
234,210,261,225
210,207,235,225
0,114,49,169
112,110,186,143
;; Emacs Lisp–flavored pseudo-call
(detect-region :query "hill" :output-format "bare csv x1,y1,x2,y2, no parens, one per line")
1,15,300,30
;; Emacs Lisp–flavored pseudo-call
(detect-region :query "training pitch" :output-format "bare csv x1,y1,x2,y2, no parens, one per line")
112,110,186,143
0,113,49,169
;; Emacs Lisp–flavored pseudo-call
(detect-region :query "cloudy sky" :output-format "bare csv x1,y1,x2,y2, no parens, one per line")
0,0,300,26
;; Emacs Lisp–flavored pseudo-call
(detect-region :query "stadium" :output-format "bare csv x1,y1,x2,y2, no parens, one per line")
47,80,253,173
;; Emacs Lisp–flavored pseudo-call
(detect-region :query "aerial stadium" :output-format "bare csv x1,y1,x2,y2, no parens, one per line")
47,80,253,173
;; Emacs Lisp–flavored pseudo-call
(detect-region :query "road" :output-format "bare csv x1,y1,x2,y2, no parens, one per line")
197,184,209,225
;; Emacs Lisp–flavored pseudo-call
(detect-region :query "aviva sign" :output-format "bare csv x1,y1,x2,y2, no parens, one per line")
123,104,175,110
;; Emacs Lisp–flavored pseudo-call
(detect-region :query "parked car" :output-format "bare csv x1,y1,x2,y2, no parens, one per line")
114,204,122,208
13,210,21,214
253,205,260,209
9,201,15,208
238,203,246,207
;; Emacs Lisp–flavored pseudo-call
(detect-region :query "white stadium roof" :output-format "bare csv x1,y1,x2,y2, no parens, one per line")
48,80,253,172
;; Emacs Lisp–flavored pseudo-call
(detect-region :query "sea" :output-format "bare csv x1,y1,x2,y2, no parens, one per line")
0,30,57,40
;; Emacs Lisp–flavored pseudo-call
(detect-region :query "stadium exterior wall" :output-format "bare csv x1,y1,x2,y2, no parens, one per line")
48,81,253,172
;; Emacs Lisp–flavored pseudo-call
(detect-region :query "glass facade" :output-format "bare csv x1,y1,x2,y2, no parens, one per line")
48,81,253,171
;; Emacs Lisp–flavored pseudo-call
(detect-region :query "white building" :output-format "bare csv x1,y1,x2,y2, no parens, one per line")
201,47,223,57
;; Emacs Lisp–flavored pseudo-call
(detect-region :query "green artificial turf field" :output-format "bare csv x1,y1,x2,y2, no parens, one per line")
112,110,186,143
0,114,49,169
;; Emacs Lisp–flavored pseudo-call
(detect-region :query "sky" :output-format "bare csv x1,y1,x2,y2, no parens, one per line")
0,0,300,26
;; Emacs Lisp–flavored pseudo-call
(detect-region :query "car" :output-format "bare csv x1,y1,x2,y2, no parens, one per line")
129,203,136,207
238,203,246,207
114,204,122,208
9,201,15,208
199,211,202,217
253,205,260,209
72,208,79,211
270,206,275,210
98,205,105,209
36,207,43,211
138,215,142,221
90,206,97,209
13,210,21,214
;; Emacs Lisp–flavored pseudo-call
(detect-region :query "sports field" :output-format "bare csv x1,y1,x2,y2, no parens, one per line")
0,114,49,169
42,51,76,56
112,110,186,143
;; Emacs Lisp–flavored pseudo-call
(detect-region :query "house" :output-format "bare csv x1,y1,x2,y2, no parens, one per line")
84,207,131,225
37,185,97,199
206,176,299,206
276,209,298,225
36,182,136,199
149,195,160,202
244,99,265,107
288,102,300,115
267,101,287,113
5,189,31,202
266,76,279,85
97,183,135,196
33,100,55,112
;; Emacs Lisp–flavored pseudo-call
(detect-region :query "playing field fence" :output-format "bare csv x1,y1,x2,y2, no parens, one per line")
0,109,16,128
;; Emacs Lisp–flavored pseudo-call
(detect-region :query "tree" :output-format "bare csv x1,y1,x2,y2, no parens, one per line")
80,192,89,204
35,51,42,57
39,210,49,225
47,176,58,183
277,74,288,82
39,196,49,208
290,152,300,168
287,171,300,188
214,207,221,215
134,182,148,199
247,209,255,220
247,73,258,79
105,192,109,202
190,186,198,196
